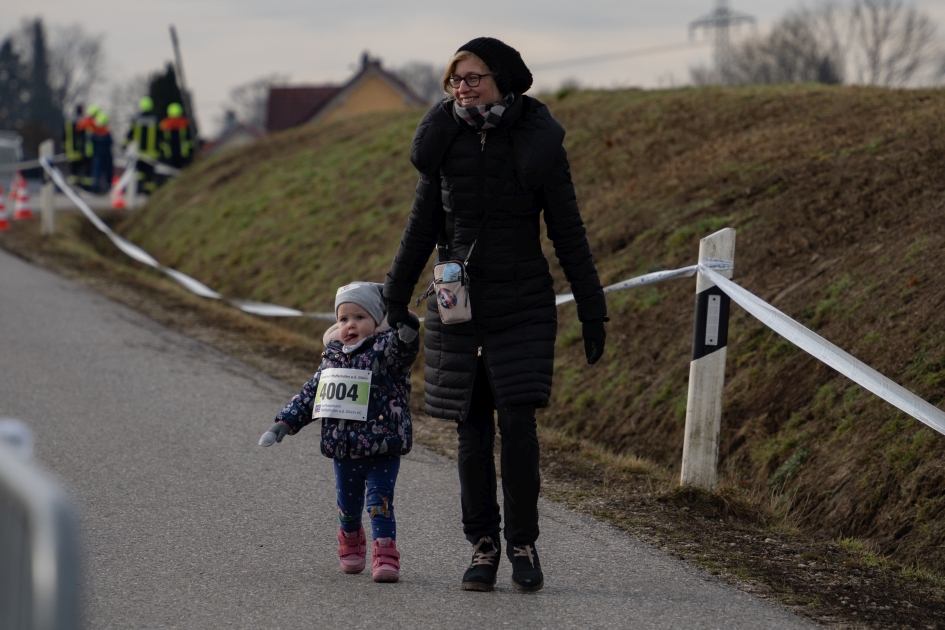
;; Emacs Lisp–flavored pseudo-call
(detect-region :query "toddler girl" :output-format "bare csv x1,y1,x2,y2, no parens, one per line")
259,282,420,582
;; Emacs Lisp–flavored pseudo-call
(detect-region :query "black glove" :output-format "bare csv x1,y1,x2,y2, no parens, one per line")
397,311,421,343
386,299,410,329
258,421,290,447
582,318,608,365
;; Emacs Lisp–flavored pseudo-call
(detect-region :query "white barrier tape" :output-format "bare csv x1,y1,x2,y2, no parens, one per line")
162,268,220,299
0,154,69,172
554,259,733,306
556,266,693,306
116,154,181,177
699,258,736,271
154,163,181,177
699,264,945,437
115,156,138,192
39,158,338,320
26,165,733,326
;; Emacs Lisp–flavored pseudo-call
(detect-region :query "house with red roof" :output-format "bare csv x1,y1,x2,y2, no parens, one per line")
266,53,429,133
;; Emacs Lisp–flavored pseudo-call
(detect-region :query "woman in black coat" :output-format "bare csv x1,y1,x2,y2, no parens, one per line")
384,37,607,593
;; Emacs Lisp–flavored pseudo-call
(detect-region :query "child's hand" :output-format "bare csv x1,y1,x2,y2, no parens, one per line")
258,421,290,447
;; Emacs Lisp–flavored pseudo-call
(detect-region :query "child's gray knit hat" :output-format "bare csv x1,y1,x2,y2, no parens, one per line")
335,282,386,325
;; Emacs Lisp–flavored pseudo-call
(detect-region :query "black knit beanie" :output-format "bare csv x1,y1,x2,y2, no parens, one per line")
456,37,533,95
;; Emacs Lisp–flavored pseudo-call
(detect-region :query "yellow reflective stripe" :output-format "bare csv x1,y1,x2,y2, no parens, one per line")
147,123,159,158
64,125,78,160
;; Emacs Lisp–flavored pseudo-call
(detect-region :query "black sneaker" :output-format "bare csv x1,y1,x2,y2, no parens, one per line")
461,536,501,592
508,543,543,592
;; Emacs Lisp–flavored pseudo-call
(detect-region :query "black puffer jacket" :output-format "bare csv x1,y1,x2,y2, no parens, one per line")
384,95,606,421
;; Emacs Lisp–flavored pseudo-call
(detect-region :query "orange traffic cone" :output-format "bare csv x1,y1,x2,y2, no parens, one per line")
110,176,126,210
12,173,32,220
0,184,9,231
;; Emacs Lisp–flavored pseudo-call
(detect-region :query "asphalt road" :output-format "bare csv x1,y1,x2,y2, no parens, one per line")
0,248,818,629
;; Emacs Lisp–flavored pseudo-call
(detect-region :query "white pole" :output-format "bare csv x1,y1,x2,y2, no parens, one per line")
680,227,736,489
39,140,55,236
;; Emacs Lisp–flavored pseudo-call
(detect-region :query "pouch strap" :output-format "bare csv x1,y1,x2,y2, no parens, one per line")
437,211,456,263
416,281,436,306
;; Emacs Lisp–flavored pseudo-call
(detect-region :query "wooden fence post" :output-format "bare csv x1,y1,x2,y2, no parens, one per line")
680,227,736,489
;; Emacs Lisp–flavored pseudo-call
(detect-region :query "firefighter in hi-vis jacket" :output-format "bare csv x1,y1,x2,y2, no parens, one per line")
124,96,161,192
74,103,100,190
64,104,87,186
159,102,193,171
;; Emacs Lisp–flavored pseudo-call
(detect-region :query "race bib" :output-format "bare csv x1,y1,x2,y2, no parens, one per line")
313,368,372,422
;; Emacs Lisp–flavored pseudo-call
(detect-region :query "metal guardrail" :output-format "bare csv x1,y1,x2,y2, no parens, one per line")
0,425,81,630
1,152,179,175
0,154,69,173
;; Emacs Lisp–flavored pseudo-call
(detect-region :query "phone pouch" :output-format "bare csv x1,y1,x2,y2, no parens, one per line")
417,261,471,324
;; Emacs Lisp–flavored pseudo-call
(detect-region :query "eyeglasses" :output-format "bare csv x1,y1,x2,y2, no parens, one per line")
447,73,494,89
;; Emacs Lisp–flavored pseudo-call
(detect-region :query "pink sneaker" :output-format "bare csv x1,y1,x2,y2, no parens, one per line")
372,538,400,583
338,527,366,574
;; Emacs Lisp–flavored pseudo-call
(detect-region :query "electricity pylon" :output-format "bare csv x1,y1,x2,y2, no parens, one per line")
689,0,756,83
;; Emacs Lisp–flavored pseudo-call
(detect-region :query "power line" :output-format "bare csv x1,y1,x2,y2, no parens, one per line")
531,40,709,72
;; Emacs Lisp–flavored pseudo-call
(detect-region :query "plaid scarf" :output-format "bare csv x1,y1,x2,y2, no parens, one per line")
454,92,515,132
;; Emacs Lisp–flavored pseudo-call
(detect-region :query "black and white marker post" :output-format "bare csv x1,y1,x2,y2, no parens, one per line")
680,228,736,489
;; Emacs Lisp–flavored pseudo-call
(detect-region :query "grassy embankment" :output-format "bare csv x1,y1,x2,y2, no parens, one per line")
113,85,945,576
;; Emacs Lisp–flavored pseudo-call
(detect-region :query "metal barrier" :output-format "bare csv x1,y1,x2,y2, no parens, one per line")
0,425,80,630
0,154,68,173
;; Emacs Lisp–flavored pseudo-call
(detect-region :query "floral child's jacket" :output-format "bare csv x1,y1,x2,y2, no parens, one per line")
275,327,420,459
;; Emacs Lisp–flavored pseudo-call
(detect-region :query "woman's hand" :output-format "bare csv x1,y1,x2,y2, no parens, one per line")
258,421,290,447
397,312,421,343
582,318,608,365
386,300,410,329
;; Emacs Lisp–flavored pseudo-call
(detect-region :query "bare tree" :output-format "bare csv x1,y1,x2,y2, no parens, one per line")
849,0,937,85
8,19,105,116
48,24,104,114
107,74,149,142
392,62,445,104
691,0,941,87
724,5,846,85
226,74,289,131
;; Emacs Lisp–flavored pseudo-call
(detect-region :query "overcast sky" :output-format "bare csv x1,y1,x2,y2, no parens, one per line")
5,0,945,134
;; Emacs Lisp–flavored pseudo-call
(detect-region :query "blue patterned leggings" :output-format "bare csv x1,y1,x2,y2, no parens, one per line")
334,455,400,541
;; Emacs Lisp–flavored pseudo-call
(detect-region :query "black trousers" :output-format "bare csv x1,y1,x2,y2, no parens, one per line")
137,161,157,192
457,358,540,546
